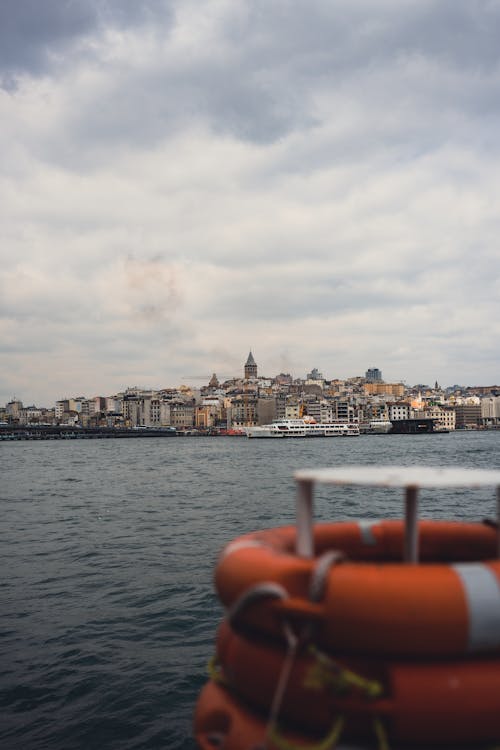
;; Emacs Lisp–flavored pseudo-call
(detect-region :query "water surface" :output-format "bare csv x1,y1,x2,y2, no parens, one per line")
1,432,499,749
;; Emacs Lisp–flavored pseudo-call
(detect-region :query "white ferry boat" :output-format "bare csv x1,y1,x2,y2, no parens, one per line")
245,418,360,438
359,419,393,434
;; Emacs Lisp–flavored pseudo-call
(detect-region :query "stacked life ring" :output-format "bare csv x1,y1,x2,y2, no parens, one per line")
194,466,500,749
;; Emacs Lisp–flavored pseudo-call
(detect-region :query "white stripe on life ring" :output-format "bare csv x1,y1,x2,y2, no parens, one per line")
220,539,267,559
453,563,500,652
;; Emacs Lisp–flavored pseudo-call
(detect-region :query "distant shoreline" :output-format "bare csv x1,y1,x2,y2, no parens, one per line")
0,426,180,440
1,424,499,441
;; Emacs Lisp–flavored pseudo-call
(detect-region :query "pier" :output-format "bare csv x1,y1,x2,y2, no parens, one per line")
0,426,178,440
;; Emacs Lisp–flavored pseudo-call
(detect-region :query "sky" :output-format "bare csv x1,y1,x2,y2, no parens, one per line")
1,0,500,405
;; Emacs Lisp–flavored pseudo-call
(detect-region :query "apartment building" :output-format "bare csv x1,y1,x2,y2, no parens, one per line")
365,383,405,397
229,396,258,427
388,402,411,421
419,405,456,431
481,396,500,425
455,404,482,429
257,397,276,426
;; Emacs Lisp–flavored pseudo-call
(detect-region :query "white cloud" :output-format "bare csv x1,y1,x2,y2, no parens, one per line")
1,1,500,404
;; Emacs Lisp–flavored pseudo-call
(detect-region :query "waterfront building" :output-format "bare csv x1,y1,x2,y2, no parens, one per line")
62,397,86,414
6,400,23,420
417,405,456,431
92,396,107,413
366,402,390,421
321,403,337,422
55,400,69,420
304,399,321,421
437,406,456,431
229,395,258,427
159,401,172,426
79,399,97,417
120,389,178,427
335,399,357,423
195,398,223,428
285,402,300,420
54,397,81,424
166,402,195,428
150,397,161,425
275,394,287,420
122,390,150,426
455,404,482,429
59,409,79,425
257,397,277,426
18,406,43,425
481,396,500,426
305,399,337,423
389,402,411,421
105,396,122,414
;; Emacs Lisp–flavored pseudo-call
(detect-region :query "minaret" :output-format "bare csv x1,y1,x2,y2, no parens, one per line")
208,373,219,388
244,351,257,379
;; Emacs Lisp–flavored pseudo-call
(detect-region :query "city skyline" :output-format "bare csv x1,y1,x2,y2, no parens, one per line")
2,355,498,408
3,356,498,434
3,356,499,411
1,2,500,406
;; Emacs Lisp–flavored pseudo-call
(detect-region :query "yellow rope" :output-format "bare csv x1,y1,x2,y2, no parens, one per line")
303,647,390,749
372,717,390,750
207,655,227,686
268,716,345,750
208,648,391,749
304,645,383,699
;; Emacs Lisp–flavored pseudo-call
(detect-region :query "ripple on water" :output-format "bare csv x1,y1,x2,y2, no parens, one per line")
1,432,499,749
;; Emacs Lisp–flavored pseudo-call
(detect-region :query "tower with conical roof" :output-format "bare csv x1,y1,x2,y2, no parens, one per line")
244,351,257,380
208,373,219,388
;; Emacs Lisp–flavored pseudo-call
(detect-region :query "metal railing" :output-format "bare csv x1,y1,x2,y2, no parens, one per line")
294,466,500,562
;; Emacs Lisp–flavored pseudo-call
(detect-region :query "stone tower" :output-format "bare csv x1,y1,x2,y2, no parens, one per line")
244,351,257,380
208,373,219,388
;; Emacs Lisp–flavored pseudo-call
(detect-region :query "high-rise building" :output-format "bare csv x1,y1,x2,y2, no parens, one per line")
365,367,382,382
306,367,324,381
244,351,257,379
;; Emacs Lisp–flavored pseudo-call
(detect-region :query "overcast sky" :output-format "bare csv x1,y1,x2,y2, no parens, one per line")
1,0,500,405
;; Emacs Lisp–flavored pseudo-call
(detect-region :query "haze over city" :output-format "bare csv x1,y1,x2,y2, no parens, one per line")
1,1,500,406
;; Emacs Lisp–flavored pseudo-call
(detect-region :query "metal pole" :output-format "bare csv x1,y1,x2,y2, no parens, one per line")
404,486,419,563
296,479,314,557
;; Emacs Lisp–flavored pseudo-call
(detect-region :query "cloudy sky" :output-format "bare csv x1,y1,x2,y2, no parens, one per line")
1,0,500,405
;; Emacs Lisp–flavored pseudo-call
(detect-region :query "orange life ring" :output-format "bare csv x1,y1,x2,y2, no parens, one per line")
215,520,500,657
194,680,323,750
215,618,500,745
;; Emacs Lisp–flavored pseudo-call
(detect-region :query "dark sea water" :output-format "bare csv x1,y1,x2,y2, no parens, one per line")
2,431,500,749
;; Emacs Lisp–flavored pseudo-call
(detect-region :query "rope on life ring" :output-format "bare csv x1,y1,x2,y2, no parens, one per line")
304,644,383,700
213,617,500,746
